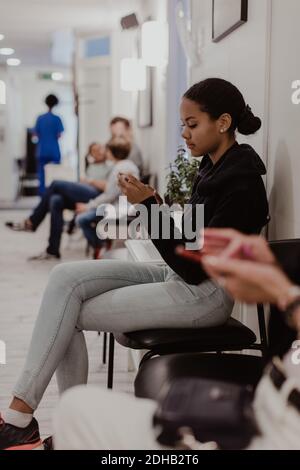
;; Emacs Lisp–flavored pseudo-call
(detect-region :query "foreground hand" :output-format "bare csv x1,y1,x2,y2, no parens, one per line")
75,203,88,214
201,255,292,305
202,229,277,263
118,173,158,204
176,229,277,266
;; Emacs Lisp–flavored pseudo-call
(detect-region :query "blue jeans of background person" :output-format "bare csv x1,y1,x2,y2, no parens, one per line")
76,209,102,249
29,180,100,256
12,260,234,410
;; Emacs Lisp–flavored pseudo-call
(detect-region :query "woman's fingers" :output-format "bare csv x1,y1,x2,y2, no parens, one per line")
202,256,251,280
204,228,240,241
124,174,143,189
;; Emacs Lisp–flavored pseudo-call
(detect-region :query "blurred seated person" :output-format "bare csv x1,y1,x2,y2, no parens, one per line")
76,136,139,259
5,142,112,261
110,116,144,175
66,142,112,235
52,230,300,450
81,142,112,186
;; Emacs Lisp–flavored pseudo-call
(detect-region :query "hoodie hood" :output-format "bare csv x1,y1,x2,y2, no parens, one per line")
195,142,266,196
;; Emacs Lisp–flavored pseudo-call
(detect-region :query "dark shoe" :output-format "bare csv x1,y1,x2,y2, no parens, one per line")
0,415,43,450
5,220,34,232
28,251,60,261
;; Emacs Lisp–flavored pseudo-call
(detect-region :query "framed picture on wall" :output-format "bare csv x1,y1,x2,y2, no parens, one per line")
137,66,153,128
212,0,248,42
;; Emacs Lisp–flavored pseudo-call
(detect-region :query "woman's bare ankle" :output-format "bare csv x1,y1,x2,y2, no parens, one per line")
10,397,34,414
25,219,33,230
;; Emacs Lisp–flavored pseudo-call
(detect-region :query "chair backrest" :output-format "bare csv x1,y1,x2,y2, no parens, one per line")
266,239,300,360
252,239,300,359
270,239,300,283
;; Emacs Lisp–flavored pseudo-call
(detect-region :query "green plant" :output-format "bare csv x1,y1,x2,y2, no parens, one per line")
165,146,200,207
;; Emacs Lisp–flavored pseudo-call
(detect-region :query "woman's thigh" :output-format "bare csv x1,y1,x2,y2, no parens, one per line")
78,278,233,332
46,259,167,305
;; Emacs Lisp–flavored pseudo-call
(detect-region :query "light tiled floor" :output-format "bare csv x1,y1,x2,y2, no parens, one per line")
0,208,135,439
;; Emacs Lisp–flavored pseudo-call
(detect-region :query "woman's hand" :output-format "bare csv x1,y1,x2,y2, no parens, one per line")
202,228,277,264
118,173,161,205
176,229,277,266
201,255,292,305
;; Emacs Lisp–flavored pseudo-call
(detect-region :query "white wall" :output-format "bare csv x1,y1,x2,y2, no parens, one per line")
189,0,271,334
188,0,300,336
267,0,300,240
0,67,15,201
190,0,271,162
135,0,169,193
111,29,138,120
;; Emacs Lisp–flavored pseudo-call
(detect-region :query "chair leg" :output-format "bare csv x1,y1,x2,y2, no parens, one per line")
107,333,115,389
257,303,268,359
102,332,107,364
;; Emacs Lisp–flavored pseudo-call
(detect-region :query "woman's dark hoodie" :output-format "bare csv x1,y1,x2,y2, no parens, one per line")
142,142,269,285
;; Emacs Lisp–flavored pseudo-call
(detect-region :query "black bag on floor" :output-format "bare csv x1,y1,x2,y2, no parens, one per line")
153,377,259,450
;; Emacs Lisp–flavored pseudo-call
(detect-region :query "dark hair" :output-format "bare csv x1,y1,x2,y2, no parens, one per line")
110,116,131,128
106,137,131,160
45,94,59,109
183,78,261,136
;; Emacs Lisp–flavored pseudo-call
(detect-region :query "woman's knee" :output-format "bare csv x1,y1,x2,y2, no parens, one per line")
48,263,81,291
50,180,63,190
49,194,64,211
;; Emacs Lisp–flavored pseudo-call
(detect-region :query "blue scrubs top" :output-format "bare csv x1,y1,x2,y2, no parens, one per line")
34,112,64,162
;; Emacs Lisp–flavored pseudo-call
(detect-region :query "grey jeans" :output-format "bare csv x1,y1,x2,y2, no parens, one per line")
13,260,234,410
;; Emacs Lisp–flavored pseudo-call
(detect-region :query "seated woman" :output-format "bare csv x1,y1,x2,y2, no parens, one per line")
0,78,269,450
52,230,300,450
76,137,139,259
81,142,112,187
66,142,112,236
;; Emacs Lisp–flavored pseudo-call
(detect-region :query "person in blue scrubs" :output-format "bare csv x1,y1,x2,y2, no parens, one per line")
34,94,64,195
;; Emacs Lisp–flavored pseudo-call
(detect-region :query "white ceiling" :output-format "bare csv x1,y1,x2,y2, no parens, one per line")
0,0,142,65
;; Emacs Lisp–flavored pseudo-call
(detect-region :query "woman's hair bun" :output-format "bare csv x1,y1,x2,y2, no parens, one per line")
237,104,262,136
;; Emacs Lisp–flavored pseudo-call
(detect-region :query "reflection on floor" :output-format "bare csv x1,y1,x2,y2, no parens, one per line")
0,209,135,439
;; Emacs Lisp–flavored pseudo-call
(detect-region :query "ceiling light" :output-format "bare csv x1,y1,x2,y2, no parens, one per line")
51,72,64,81
0,34,5,41
0,48,15,56
7,58,21,66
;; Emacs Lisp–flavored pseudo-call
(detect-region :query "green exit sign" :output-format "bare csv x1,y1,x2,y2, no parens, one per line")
38,72,53,80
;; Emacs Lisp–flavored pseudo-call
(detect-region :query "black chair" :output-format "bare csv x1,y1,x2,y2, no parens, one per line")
104,238,300,389
106,304,267,389
134,352,264,400
134,238,300,399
